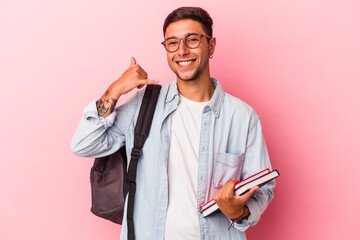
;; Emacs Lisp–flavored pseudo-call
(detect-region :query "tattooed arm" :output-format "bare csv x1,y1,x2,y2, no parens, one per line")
96,57,158,118
71,57,157,156
96,90,118,118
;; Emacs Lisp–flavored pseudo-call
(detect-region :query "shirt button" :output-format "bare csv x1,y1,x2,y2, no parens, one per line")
161,188,165,192
166,107,169,111
159,216,162,220
215,111,218,116
204,122,207,126
202,146,205,152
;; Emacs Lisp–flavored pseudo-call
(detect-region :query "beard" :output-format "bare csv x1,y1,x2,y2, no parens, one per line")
174,58,208,82
175,67,202,81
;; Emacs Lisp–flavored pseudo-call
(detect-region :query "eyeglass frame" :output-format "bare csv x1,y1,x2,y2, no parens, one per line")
161,33,212,53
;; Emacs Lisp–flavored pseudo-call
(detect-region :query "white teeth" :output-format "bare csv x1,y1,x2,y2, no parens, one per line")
178,60,193,66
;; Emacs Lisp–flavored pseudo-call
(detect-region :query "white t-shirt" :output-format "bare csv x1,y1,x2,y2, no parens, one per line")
165,95,209,240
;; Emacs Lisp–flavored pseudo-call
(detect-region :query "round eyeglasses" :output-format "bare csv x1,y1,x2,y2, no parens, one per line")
161,33,212,53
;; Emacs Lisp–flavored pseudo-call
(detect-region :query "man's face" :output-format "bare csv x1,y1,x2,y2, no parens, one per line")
164,19,215,82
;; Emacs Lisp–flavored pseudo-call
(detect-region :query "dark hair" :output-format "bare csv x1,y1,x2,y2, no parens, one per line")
163,7,213,37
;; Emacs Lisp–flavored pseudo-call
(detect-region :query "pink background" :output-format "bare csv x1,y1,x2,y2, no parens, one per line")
1,0,359,239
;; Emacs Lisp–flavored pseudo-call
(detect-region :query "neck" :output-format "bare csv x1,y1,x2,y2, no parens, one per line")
177,73,215,102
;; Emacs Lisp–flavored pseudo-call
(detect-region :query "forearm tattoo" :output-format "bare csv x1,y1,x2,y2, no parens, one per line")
96,90,118,117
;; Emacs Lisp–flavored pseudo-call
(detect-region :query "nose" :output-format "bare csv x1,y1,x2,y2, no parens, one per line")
177,38,189,56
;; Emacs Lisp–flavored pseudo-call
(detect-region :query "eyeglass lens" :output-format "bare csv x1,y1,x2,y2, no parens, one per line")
164,34,202,52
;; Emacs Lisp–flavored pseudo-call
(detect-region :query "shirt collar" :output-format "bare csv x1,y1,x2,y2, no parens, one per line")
165,80,179,103
208,78,224,118
165,78,225,118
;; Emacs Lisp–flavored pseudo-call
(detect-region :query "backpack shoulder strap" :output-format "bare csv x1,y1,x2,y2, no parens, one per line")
127,84,161,240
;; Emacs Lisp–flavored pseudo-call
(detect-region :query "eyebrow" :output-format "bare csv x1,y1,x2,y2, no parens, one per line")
164,32,199,41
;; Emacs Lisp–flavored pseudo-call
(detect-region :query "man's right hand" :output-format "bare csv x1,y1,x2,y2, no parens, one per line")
109,57,158,98
96,57,158,118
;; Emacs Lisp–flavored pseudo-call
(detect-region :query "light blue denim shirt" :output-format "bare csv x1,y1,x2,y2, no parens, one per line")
71,78,275,240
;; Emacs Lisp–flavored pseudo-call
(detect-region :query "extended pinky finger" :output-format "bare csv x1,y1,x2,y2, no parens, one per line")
142,79,159,85
136,80,159,89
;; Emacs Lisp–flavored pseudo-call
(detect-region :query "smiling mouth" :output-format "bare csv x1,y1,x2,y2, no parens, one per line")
176,59,196,67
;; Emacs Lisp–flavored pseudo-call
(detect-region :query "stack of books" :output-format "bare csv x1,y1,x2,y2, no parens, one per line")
200,168,279,217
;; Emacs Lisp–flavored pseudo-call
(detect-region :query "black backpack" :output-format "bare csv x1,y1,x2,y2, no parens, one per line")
90,84,161,240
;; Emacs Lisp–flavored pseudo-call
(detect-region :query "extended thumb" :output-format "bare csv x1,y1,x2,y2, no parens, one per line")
130,57,136,67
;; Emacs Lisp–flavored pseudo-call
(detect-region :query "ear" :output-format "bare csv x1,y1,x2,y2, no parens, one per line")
209,37,216,56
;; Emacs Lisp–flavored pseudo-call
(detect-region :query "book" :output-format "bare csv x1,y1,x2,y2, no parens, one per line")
200,168,279,217
200,168,270,212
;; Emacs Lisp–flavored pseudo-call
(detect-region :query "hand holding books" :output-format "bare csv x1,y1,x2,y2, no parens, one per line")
213,180,259,220
200,169,279,218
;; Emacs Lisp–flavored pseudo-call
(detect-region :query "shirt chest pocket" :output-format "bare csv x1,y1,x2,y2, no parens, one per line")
212,152,245,189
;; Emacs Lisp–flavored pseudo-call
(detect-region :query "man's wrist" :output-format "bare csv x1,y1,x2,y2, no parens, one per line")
230,205,249,222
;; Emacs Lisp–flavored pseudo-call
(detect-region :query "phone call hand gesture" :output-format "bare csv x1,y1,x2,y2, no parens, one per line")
96,57,158,118
109,57,158,98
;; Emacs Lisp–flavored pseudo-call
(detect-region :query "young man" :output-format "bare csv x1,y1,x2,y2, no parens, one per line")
72,7,275,240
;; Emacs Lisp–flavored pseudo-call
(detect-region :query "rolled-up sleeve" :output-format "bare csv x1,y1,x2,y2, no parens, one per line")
71,90,141,158
233,116,275,231
70,100,125,158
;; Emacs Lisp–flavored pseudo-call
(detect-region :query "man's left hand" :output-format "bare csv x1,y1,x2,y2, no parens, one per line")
213,179,259,220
